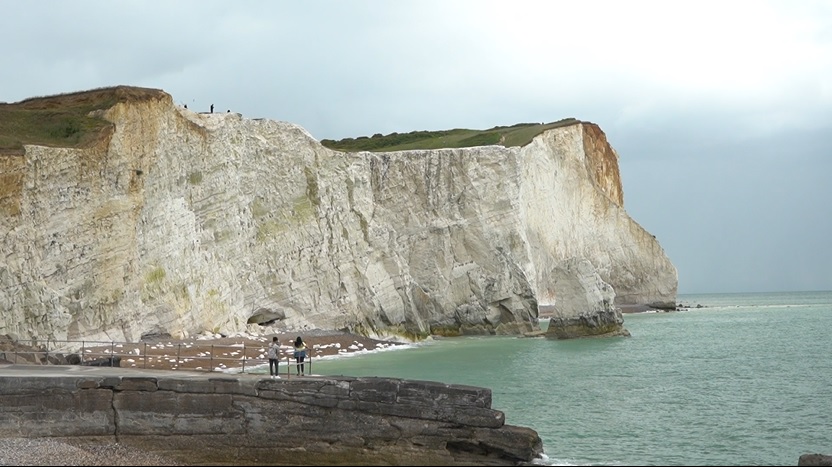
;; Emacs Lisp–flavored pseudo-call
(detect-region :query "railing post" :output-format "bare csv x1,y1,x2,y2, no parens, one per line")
241,343,246,374
110,341,115,367
176,344,181,370
209,345,214,372
143,342,148,369
45,338,50,365
81,341,85,363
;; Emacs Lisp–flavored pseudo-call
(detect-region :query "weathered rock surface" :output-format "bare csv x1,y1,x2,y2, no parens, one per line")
0,87,677,346
0,365,543,465
799,454,832,466
544,258,630,339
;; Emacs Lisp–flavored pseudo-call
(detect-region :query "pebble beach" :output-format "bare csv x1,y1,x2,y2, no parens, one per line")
0,438,183,466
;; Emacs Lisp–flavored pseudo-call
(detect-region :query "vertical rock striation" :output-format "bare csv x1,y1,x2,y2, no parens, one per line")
0,87,677,346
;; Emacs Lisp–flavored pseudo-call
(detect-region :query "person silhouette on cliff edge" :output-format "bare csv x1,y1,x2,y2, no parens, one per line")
210,104,214,113
268,336,280,379
293,336,307,376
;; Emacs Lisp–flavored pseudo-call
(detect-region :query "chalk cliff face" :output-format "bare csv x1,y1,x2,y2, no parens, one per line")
0,89,677,345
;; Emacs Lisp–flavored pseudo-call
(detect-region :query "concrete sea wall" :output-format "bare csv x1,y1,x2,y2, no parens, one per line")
0,364,542,465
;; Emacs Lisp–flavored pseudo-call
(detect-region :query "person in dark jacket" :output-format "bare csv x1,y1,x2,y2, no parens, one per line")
293,336,307,376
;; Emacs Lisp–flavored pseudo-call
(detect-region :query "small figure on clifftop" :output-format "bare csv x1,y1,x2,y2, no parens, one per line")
210,104,214,113
268,336,280,379
293,336,307,376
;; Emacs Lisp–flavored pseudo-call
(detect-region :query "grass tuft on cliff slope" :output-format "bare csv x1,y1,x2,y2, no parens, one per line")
0,85,166,155
320,117,581,152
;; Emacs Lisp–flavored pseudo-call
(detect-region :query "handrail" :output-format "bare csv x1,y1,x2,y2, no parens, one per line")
0,339,313,377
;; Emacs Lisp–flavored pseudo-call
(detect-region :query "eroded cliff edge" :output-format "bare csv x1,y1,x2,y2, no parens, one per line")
0,87,677,344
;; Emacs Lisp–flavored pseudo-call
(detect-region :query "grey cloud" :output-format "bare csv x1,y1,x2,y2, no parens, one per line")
1,0,830,294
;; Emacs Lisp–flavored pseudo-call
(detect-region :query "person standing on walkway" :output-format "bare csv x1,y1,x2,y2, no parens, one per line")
293,336,307,376
268,336,280,379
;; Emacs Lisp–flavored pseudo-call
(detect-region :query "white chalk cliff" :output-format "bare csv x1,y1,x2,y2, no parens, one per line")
0,88,677,346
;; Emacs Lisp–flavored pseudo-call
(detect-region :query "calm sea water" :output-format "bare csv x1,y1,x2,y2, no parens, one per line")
308,291,832,466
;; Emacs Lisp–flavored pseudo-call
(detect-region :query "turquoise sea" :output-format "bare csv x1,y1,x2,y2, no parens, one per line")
308,291,832,466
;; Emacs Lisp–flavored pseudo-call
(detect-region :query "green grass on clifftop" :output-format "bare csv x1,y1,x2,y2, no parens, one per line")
0,85,166,155
2,85,580,155
320,118,581,152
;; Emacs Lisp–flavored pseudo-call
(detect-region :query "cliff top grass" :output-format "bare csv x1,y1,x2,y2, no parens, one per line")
0,85,166,155
1,84,580,155
320,117,581,152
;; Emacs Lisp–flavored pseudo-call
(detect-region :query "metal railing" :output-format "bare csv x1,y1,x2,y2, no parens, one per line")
0,339,313,377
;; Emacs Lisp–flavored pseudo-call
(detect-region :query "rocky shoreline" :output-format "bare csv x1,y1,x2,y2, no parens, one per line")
131,330,410,372
1,331,410,373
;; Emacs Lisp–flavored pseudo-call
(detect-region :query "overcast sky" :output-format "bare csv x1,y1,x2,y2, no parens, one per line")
3,1,830,295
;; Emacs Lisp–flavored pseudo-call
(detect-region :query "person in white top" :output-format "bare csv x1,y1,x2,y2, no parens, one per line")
268,336,280,379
